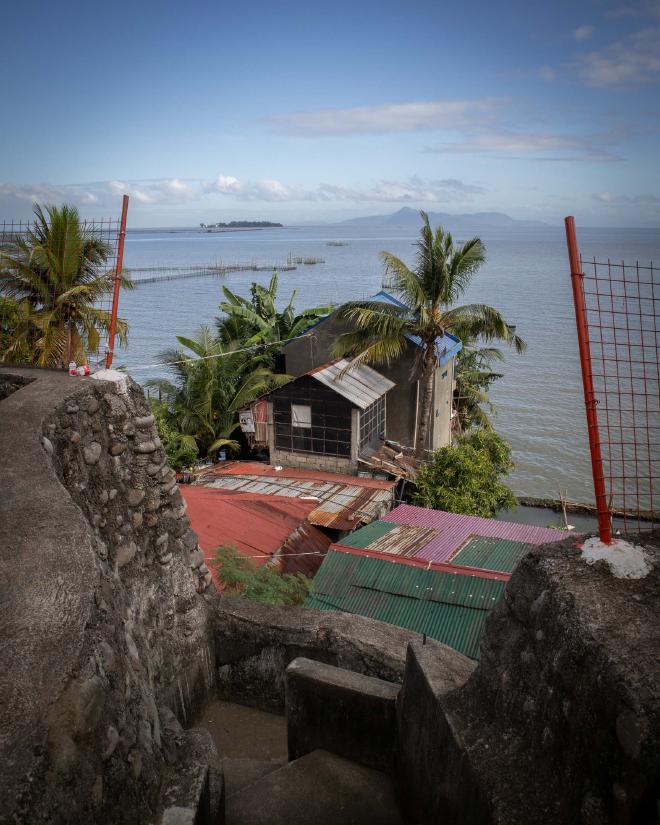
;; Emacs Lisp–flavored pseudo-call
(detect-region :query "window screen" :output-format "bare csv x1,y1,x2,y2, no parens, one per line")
291,404,312,428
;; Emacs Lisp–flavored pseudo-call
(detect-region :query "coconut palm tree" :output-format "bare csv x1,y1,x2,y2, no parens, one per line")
0,203,131,367
453,343,505,432
218,273,333,352
146,325,291,457
333,210,525,458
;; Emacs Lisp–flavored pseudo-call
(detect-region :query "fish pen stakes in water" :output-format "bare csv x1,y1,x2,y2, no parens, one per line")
130,261,297,285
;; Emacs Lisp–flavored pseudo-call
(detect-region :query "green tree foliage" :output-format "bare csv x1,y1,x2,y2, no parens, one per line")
146,325,291,458
412,429,516,517
218,273,333,357
332,211,524,457
215,544,313,606
150,399,199,469
0,203,132,367
453,343,505,431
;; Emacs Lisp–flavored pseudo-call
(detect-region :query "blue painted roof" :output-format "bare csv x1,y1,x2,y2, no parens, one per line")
370,290,462,367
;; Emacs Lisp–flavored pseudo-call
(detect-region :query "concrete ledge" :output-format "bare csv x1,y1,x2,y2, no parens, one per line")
395,641,486,824
158,729,224,825
213,596,473,713
286,657,399,772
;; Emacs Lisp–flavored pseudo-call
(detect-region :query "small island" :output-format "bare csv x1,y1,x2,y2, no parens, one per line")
200,220,283,233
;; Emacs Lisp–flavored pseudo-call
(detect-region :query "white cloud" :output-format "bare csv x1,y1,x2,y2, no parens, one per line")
205,175,483,203
425,130,621,161
578,26,660,87
573,25,595,41
593,191,660,205
268,99,501,135
539,65,557,81
1,175,485,214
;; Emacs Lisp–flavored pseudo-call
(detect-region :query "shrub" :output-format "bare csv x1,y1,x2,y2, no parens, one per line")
215,544,313,606
412,428,516,518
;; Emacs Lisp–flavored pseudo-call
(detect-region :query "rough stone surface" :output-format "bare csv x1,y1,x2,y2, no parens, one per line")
443,534,660,825
286,657,400,772
157,728,224,825
0,368,216,825
212,596,471,713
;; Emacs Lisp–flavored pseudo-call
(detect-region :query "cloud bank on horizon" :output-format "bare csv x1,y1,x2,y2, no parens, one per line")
0,0,659,227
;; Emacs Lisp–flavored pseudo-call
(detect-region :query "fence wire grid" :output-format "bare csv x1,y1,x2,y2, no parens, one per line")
577,251,659,535
0,210,124,371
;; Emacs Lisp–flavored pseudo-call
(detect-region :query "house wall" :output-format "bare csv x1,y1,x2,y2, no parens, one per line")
429,359,455,451
285,315,419,449
267,385,360,473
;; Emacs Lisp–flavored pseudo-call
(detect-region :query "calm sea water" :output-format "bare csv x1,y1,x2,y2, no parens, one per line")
117,223,659,504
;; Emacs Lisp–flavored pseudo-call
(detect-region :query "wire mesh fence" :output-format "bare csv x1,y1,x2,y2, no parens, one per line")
0,200,127,371
565,217,658,539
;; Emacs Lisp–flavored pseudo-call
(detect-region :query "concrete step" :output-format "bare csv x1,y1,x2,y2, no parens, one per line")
221,757,285,797
225,749,403,825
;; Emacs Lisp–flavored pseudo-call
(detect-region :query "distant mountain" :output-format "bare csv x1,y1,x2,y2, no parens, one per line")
340,207,546,229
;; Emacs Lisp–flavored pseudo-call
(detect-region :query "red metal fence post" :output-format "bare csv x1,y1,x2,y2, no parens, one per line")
105,195,129,370
564,216,613,543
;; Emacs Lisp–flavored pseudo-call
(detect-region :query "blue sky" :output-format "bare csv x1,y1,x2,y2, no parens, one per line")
1,0,659,226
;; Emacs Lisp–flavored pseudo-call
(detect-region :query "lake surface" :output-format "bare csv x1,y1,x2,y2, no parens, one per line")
116,223,659,504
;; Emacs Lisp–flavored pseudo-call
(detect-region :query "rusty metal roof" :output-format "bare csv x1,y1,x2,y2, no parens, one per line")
383,503,565,564
306,550,506,659
194,462,396,531
337,519,438,558
308,359,395,409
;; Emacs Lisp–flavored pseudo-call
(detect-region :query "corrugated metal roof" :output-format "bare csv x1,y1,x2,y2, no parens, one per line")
180,487,330,585
306,550,505,659
337,519,397,548
451,536,535,574
308,359,395,409
195,462,396,531
383,503,565,564
338,520,438,558
370,291,463,367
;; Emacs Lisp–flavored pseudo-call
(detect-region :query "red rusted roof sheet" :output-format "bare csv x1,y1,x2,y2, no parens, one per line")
180,487,331,583
194,461,396,531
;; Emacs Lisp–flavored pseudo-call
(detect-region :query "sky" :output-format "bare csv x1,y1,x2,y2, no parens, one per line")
1,0,659,227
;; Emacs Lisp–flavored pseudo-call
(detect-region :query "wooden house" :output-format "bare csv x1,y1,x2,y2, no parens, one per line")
282,291,462,453
265,359,395,475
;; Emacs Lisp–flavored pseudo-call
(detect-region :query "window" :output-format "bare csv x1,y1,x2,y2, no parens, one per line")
359,396,386,450
291,404,312,428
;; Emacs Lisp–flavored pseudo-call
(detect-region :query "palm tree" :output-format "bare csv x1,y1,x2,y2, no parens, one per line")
146,325,291,457
0,203,131,367
218,273,333,352
453,343,505,432
333,210,525,458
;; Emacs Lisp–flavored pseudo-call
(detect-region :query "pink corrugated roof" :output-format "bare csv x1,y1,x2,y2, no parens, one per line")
383,503,564,564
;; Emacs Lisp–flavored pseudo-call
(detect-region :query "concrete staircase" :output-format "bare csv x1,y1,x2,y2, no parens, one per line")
224,749,403,825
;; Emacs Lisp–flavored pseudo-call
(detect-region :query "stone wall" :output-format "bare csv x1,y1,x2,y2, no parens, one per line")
212,596,472,713
423,535,660,825
0,368,216,825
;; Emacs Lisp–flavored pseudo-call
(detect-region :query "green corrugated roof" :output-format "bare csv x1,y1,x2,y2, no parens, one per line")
340,519,397,548
306,551,506,660
452,536,534,573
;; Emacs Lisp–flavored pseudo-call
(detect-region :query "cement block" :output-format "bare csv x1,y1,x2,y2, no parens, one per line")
286,657,399,772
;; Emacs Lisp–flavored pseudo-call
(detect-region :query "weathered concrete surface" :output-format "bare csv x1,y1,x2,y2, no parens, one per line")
444,534,660,825
226,749,403,825
0,368,215,824
396,641,489,824
213,596,472,712
286,657,399,772
158,728,224,825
